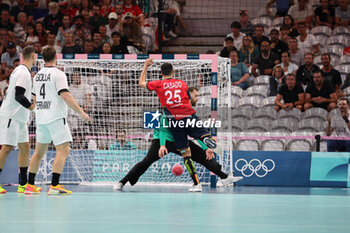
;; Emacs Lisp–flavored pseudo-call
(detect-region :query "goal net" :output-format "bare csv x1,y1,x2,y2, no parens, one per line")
30,54,231,185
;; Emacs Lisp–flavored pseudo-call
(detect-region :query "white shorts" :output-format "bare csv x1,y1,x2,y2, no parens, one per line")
0,116,29,146
36,118,72,146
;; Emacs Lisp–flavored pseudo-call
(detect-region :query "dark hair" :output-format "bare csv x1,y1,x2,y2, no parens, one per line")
161,63,173,76
22,46,35,60
279,24,290,31
270,28,279,35
35,21,46,36
288,36,297,42
286,73,295,79
1,9,10,14
42,46,56,63
73,15,84,23
206,50,215,54
225,36,234,42
255,24,265,30
92,31,101,38
188,87,199,93
313,70,322,77
283,14,294,27
231,21,241,29
298,22,306,27
229,50,239,57
84,38,92,44
281,51,291,57
261,40,271,45
304,52,314,58
111,31,121,38
338,97,350,105
321,53,331,60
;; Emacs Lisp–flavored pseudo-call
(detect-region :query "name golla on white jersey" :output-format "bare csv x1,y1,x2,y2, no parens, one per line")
33,67,69,124
0,65,32,123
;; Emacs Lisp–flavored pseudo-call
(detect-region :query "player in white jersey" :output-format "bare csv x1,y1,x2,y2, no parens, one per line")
24,46,92,195
0,46,36,194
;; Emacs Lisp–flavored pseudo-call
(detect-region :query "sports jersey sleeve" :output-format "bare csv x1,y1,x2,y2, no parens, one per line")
15,72,30,89
56,71,69,95
146,80,162,91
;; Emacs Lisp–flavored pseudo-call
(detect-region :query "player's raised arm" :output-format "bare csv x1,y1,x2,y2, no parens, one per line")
60,91,92,122
138,58,153,89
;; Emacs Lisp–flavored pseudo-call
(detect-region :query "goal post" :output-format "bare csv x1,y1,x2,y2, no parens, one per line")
30,54,232,185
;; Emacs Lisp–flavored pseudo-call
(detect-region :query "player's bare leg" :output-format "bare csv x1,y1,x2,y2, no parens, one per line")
24,143,48,194
47,142,72,195
0,145,13,193
17,142,30,192
52,142,70,174
0,145,13,169
28,142,49,174
182,147,202,192
18,142,30,168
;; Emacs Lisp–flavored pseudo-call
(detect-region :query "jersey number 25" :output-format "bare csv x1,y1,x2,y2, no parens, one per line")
165,90,181,104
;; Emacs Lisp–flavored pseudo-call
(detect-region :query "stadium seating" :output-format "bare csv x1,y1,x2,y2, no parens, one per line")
304,108,328,121
332,26,350,36
278,108,302,121
244,85,269,98
310,26,332,37
251,75,270,86
254,107,277,120
271,118,298,132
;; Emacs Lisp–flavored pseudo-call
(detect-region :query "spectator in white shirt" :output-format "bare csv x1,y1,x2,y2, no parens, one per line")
226,21,245,51
297,22,319,56
278,51,299,75
288,0,314,27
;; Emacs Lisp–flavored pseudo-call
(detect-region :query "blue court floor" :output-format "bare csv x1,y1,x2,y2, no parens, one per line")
1,185,350,233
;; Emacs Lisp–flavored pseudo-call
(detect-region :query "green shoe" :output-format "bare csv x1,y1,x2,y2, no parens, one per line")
0,185,7,194
17,184,27,193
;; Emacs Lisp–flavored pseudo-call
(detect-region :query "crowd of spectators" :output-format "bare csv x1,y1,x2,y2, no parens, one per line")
220,0,349,113
0,0,349,151
0,0,185,105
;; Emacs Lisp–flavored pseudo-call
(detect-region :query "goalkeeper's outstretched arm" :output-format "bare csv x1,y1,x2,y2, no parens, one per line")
138,58,153,89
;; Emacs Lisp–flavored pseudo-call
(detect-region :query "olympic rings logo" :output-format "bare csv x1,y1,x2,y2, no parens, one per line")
234,159,275,178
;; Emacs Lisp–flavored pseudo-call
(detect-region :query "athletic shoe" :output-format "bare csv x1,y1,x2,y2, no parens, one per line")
189,183,202,192
217,175,243,187
168,31,178,38
113,182,124,191
0,185,6,194
24,184,42,195
48,185,72,195
203,137,217,149
17,184,27,193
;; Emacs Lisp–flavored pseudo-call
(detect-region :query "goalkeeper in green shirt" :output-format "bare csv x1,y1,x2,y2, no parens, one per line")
114,87,242,192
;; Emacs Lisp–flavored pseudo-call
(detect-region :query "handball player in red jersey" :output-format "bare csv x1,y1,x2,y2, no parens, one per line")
138,58,217,192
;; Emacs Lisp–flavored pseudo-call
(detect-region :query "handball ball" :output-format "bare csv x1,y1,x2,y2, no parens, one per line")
172,164,183,176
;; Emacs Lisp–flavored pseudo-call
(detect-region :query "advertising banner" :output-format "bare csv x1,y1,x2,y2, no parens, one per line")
233,151,311,186
310,152,350,187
